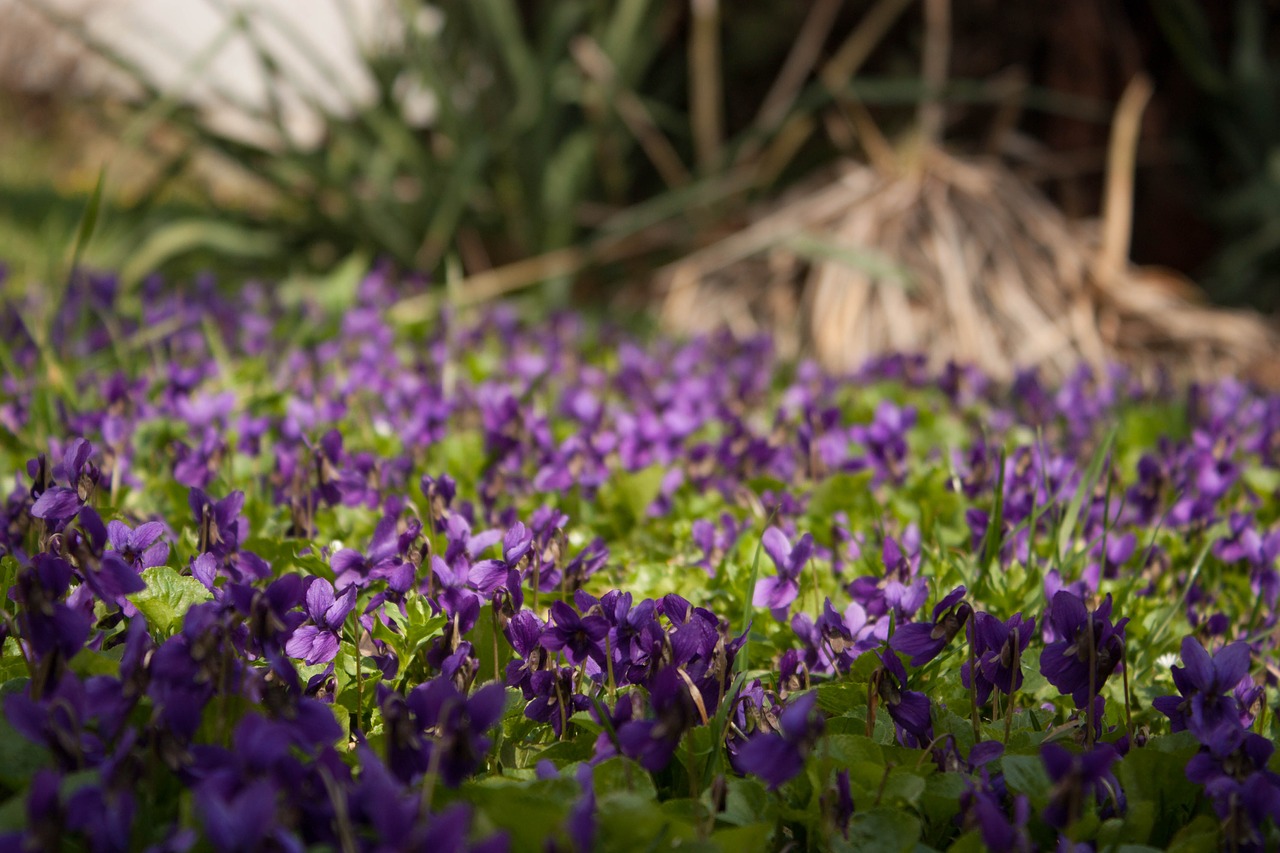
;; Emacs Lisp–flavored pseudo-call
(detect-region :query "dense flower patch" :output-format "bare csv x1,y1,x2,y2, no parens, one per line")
0,270,1278,851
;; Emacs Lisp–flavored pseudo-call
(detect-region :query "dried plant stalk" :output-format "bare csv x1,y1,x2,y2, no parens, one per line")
654,151,1279,385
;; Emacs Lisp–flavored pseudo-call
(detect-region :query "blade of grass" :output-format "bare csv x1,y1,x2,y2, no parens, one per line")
733,537,766,677
1055,425,1119,570
739,0,843,167
470,0,542,129
784,232,917,293
601,0,656,81
688,0,724,170
571,36,691,189
918,0,951,147
120,219,281,287
705,670,747,785
65,167,105,288
978,447,1008,589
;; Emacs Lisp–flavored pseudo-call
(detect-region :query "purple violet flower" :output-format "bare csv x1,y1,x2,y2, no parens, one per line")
1039,592,1127,708
285,578,356,665
962,611,1036,707
889,584,971,666
873,649,933,747
733,690,824,789
752,527,814,620
1153,635,1252,747
540,600,609,667
1040,742,1125,829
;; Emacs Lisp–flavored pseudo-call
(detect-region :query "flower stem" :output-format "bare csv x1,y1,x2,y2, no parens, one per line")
604,633,616,702
969,638,981,742
1121,638,1132,745
1086,614,1097,749
1003,637,1020,744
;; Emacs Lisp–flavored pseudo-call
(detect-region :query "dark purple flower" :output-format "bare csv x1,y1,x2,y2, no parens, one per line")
691,513,743,576
848,524,928,621
752,527,813,619
331,515,400,588
348,746,422,844
889,585,971,666
1153,636,1252,747
106,519,169,570
566,764,596,852
540,600,608,667
408,679,506,786
958,777,1030,852
1040,742,1125,829
734,690,824,789
617,666,700,771
503,609,549,697
1039,592,1127,708
873,650,933,747
68,508,147,608
285,577,357,665
1186,732,1280,850
195,779,280,853
962,611,1035,707
469,521,533,596
188,488,246,558
526,666,590,740
15,554,91,664
29,439,99,529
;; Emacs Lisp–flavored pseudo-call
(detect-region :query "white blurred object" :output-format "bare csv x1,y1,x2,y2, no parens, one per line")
0,0,415,148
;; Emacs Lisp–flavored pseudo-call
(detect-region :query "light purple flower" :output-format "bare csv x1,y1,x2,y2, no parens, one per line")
752,527,814,620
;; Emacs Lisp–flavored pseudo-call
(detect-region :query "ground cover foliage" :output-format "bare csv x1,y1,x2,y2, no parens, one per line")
1,269,1279,852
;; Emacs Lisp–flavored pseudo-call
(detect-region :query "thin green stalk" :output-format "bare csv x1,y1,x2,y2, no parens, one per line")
420,721,445,812
1086,613,1097,749
1002,636,1020,744
871,763,893,808
349,609,364,734
604,633,617,701
1121,639,1132,745
969,635,982,742
491,608,501,688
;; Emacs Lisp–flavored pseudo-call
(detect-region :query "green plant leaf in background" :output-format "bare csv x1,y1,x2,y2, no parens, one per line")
129,566,214,636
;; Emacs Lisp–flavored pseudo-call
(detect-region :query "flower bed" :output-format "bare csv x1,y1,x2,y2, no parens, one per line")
1,271,1278,851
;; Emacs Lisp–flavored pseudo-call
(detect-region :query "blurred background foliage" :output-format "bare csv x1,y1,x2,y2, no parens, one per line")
0,0,1278,313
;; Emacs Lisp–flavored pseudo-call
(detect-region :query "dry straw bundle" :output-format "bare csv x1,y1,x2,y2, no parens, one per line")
655,6,1279,386
658,144,1278,385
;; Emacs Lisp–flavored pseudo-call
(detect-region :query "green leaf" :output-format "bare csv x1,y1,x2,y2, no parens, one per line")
808,470,876,533
128,566,213,635
466,779,577,853
879,768,927,809
710,823,774,852
1117,745,1200,846
815,681,868,716
598,464,667,533
819,734,883,767
592,756,657,800
67,168,106,282
1166,815,1221,853
120,218,281,286
833,808,921,853
719,777,773,827
921,771,968,825
0,680,52,788
999,754,1051,803
1056,425,1117,567
68,647,123,678
596,790,699,853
